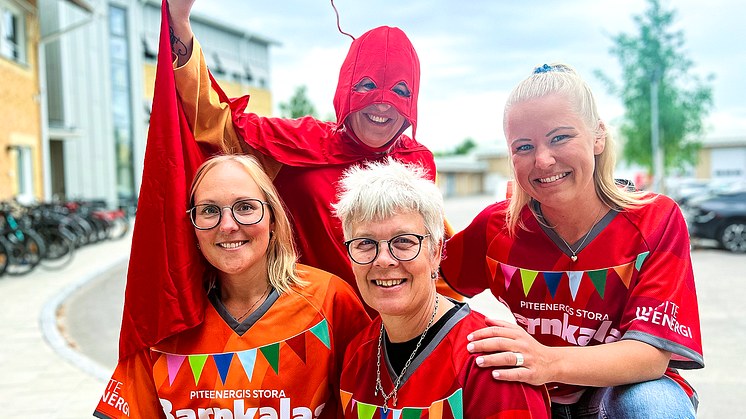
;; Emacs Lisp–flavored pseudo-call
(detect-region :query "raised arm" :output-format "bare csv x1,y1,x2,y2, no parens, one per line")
167,0,195,67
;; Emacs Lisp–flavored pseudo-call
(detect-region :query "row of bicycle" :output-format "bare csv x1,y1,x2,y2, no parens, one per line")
0,199,130,277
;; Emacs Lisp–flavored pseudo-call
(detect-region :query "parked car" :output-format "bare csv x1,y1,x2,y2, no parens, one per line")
686,191,746,253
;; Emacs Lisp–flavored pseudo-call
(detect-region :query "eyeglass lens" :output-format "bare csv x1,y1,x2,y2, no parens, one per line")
190,199,265,229
347,234,424,264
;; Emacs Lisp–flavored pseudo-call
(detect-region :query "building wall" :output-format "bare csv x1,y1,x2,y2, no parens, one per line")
436,172,483,197
0,0,42,201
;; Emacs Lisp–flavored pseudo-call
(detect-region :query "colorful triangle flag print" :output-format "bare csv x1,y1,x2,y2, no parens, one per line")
447,389,464,419
213,352,234,385
500,263,518,291
286,331,307,364
380,407,391,419
635,251,649,271
166,354,186,386
236,349,257,382
391,409,402,419
614,262,635,289
587,269,608,299
340,390,353,412
568,271,583,301
260,343,280,375
486,257,499,281
356,402,376,419
401,408,423,419
543,272,563,299
188,355,208,385
310,319,331,350
520,269,539,297
429,399,444,419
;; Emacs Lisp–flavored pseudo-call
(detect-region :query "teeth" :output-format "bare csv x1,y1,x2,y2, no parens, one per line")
375,279,404,287
538,172,569,183
218,241,247,249
367,114,389,123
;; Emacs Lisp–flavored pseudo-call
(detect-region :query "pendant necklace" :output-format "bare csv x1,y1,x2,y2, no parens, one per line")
554,205,605,262
234,284,271,322
375,294,439,412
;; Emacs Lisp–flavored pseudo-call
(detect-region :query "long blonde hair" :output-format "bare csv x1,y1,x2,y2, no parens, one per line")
503,63,654,235
189,155,305,293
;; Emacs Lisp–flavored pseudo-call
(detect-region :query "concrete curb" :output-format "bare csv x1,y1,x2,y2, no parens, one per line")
39,254,129,382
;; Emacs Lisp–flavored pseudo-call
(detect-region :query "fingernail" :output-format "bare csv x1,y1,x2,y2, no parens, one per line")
492,370,500,379
467,343,475,352
476,356,484,366
467,333,474,341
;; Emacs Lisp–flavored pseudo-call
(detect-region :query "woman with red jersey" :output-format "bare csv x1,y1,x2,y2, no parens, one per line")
440,64,703,418
94,155,369,419
164,0,459,318
334,159,549,419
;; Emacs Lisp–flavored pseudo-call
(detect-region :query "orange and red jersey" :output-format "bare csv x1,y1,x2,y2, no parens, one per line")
441,196,704,400
340,303,550,419
95,265,370,419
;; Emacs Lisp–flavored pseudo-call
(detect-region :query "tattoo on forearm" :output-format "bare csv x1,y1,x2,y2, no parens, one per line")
169,26,187,56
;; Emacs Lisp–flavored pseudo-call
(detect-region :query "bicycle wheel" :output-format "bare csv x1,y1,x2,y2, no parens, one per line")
4,229,43,276
0,236,11,278
39,229,76,270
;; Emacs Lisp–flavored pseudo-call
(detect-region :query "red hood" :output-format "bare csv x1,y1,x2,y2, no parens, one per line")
333,26,420,140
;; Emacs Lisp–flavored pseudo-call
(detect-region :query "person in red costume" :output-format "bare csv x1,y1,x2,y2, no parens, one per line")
166,0,459,317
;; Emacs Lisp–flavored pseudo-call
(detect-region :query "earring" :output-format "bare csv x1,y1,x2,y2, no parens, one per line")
196,243,200,249
430,270,437,279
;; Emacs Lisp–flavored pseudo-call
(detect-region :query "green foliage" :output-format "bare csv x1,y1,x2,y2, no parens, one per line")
435,137,477,157
278,85,317,119
595,0,714,173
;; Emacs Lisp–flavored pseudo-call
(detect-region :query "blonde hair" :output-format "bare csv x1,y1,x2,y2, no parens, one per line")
333,158,444,259
503,63,653,235
189,155,304,293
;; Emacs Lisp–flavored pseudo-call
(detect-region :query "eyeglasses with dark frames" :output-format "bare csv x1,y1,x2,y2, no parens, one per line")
187,199,270,230
344,233,430,265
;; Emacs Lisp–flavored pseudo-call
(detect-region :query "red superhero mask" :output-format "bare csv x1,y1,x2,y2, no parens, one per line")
333,26,420,141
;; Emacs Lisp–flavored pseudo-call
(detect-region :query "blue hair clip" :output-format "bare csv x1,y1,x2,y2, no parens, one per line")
533,64,553,74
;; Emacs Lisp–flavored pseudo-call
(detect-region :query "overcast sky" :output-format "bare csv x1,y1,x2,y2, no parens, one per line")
190,0,745,153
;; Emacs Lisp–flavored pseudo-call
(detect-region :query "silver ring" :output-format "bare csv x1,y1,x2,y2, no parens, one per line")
514,352,524,367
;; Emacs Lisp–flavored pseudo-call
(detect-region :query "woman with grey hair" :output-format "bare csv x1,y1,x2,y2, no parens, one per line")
334,158,549,418
441,64,703,418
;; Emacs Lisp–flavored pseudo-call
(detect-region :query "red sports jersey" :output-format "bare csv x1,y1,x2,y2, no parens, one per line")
440,196,703,399
95,265,370,419
340,303,550,419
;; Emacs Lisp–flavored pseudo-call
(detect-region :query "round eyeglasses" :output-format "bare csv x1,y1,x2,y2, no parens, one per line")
344,233,430,265
187,199,269,230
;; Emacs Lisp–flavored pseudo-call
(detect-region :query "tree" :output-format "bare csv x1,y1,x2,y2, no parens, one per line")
279,85,317,119
434,137,477,157
596,0,714,175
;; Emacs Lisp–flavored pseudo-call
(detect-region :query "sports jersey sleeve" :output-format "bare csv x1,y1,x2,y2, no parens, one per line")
620,199,704,369
458,354,550,419
93,351,164,419
441,203,500,298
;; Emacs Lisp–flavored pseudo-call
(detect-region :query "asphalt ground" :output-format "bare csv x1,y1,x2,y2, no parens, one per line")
1,194,744,418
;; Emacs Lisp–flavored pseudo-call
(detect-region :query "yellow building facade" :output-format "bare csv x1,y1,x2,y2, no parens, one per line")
0,0,42,201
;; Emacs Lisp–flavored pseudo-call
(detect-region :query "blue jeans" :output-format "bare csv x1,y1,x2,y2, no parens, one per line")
550,376,697,419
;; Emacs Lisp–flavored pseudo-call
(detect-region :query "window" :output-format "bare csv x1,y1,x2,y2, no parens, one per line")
0,2,25,64
15,146,34,201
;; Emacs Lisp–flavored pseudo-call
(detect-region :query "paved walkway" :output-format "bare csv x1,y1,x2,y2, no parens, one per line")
0,233,131,419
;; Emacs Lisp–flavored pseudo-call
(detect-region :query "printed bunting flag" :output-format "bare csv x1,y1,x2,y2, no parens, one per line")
166,354,186,386
189,355,208,385
520,269,539,297
635,251,650,271
286,332,307,364
447,389,463,419
613,261,635,289
357,402,376,419
401,408,423,419
543,272,563,299
486,257,499,282
340,390,353,412
310,319,331,349
213,352,234,385
236,349,258,382
391,409,402,419
429,399,443,419
500,263,517,291
380,407,391,419
260,343,280,375
567,271,583,301
587,269,608,299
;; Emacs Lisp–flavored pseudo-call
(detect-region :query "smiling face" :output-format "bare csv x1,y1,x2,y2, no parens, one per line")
350,211,440,319
192,161,274,282
505,93,606,211
345,77,410,148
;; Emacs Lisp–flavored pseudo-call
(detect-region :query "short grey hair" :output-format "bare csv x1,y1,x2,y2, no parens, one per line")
333,158,445,257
